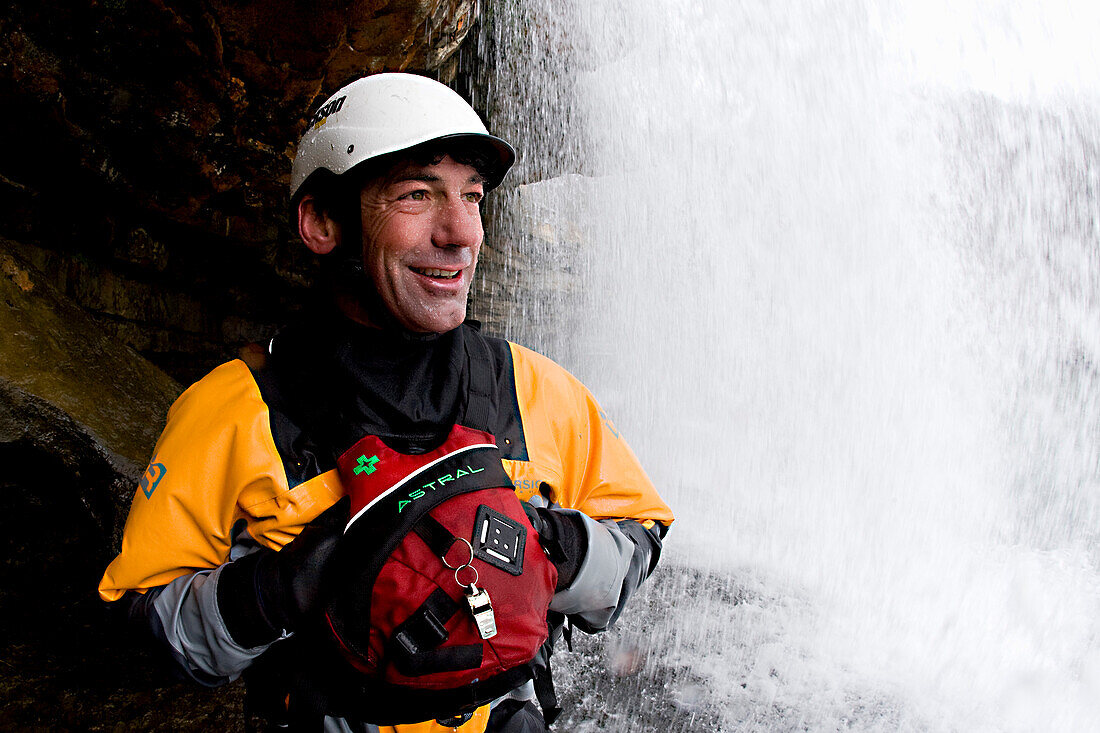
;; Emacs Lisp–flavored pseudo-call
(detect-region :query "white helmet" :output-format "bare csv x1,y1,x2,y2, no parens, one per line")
290,73,515,200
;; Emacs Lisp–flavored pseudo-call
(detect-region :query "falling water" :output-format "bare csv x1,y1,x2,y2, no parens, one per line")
471,1,1100,730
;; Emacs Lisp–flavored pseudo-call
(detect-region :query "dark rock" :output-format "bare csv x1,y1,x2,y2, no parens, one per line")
0,238,181,544
1,0,478,233
0,3,490,726
0,0,480,384
0,241,212,728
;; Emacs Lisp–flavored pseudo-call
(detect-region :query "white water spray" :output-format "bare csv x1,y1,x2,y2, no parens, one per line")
475,1,1100,730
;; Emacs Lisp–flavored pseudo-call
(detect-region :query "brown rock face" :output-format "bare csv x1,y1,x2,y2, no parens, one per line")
2,0,477,221
1,0,478,384
0,239,197,728
0,4,484,727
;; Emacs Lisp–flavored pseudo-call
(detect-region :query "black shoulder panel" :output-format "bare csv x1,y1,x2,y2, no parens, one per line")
466,331,529,462
249,366,335,488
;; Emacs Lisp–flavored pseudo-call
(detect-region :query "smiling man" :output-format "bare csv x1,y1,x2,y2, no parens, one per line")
301,153,487,334
99,74,673,733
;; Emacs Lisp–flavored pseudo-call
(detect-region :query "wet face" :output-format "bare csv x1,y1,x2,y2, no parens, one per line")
358,155,485,333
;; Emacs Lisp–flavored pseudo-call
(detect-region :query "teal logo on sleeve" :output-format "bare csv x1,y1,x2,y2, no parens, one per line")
140,459,167,498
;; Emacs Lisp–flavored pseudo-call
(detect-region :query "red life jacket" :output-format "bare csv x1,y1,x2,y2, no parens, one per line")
310,423,557,725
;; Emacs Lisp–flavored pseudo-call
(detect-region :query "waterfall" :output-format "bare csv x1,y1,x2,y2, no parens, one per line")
473,1,1100,730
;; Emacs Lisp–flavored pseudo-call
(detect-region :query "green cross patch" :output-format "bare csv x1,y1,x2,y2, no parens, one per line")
354,454,380,476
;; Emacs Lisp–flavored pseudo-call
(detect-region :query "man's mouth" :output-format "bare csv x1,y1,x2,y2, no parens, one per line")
412,267,461,280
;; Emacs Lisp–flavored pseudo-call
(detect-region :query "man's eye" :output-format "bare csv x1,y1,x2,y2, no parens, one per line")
399,190,427,201
463,192,483,203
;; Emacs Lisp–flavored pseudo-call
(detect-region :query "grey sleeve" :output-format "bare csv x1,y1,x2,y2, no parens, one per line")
547,510,664,632
144,564,279,684
126,523,280,685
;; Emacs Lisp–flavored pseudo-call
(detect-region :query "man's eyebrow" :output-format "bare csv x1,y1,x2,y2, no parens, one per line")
390,172,440,184
391,171,486,185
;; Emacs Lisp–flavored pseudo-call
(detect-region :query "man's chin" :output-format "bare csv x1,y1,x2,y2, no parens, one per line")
397,306,467,334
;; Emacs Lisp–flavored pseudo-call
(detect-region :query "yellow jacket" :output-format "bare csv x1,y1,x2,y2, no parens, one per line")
100,331,672,733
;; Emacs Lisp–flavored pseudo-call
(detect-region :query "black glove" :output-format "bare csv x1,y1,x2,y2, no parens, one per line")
522,503,587,592
218,496,350,648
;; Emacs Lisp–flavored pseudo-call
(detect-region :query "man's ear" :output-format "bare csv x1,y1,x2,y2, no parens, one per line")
298,194,341,254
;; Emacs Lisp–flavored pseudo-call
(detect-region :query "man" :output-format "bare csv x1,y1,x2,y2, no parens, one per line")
99,73,673,732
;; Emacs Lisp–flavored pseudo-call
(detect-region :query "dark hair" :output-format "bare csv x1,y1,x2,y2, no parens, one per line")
296,138,499,300
400,139,498,181
296,138,498,236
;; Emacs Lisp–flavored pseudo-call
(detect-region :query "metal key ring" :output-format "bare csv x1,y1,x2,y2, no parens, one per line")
455,563,479,589
441,537,475,570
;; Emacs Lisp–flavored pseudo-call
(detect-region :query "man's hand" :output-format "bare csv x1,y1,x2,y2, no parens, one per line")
522,502,587,591
218,496,350,648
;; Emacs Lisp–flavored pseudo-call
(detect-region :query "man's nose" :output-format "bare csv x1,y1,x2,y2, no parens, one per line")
432,196,483,248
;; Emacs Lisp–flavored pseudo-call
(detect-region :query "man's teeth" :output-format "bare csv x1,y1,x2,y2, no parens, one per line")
416,267,460,279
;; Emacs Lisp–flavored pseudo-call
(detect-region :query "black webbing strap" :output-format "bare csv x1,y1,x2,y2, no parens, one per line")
413,513,459,559
531,612,567,727
463,325,496,430
533,658,562,727
389,588,482,676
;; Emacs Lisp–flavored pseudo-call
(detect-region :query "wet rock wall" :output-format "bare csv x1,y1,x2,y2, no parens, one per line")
1,0,480,385
0,2,487,727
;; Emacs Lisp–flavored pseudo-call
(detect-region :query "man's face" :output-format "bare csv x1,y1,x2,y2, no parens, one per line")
358,155,485,333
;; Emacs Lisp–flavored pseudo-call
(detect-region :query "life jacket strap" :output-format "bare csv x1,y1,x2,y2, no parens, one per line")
389,588,483,677
412,512,460,559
